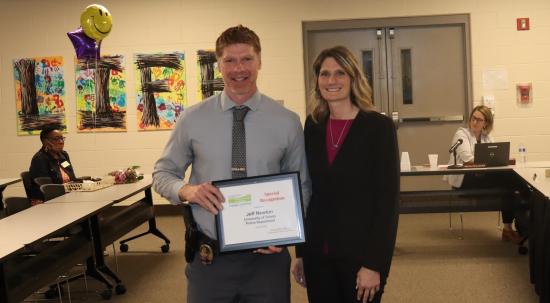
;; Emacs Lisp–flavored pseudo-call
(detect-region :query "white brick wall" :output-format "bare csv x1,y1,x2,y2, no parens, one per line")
1,0,549,202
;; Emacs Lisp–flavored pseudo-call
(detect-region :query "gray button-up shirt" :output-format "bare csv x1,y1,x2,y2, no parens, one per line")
153,91,311,239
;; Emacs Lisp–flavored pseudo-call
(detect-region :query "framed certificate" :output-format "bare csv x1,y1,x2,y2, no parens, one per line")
214,172,305,252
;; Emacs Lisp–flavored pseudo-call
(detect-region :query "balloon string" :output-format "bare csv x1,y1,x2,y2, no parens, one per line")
95,42,100,134
94,51,97,133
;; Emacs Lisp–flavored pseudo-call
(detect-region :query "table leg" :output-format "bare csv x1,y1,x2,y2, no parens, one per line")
0,262,8,303
89,215,126,297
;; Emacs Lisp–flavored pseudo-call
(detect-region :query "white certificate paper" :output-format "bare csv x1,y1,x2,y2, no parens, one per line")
215,173,305,252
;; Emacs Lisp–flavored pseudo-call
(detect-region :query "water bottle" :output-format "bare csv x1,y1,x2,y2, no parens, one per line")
518,145,526,167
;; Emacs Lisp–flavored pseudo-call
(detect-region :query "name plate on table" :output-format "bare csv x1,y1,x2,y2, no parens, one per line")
214,172,305,252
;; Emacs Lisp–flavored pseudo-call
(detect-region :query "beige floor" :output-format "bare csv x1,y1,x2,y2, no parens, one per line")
29,212,539,303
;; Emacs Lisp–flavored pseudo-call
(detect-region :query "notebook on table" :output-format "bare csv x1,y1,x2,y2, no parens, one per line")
474,142,510,167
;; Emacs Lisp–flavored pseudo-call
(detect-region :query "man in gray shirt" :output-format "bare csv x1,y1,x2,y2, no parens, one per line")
153,25,310,303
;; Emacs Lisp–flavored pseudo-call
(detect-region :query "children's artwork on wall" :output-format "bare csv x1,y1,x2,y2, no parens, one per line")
13,56,66,135
134,52,186,131
197,50,224,100
75,55,127,132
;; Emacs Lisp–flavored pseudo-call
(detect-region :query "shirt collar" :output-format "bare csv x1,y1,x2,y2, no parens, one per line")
220,91,261,112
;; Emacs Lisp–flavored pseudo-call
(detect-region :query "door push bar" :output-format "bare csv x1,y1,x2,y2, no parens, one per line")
390,112,463,128
399,115,464,123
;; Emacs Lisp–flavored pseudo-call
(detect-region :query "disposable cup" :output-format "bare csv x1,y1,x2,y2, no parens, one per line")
428,154,438,169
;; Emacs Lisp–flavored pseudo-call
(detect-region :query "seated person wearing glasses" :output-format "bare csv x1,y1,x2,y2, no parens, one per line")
29,125,76,205
446,105,522,243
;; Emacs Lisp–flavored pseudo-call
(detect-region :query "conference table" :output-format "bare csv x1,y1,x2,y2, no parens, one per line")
0,175,170,302
515,166,550,303
3,168,548,302
0,178,21,211
400,164,517,214
401,162,550,303
0,201,107,302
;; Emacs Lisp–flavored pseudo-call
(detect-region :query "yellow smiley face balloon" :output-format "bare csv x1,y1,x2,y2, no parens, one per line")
80,4,112,42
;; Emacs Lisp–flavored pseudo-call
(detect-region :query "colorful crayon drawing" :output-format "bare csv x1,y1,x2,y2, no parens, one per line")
75,55,127,132
134,52,187,131
13,56,66,135
197,50,224,100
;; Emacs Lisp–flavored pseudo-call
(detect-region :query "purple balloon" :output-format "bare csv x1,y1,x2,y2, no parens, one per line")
67,27,100,60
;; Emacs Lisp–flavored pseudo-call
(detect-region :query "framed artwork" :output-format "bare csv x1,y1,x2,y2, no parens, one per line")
134,52,187,131
75,55,127,132
13,56,66,135
197,50,223,100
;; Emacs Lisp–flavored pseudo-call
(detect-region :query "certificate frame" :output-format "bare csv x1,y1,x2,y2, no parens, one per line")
214,172,305,252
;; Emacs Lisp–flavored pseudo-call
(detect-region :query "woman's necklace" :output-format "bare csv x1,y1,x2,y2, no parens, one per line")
329,118,350,149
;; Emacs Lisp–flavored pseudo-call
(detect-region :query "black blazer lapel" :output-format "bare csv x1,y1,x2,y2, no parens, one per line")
317,117,330,173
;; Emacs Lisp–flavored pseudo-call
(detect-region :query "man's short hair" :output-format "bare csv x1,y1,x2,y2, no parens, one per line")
215,25,261,58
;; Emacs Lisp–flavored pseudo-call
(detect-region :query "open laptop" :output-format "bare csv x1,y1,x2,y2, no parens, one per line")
474,142,510,167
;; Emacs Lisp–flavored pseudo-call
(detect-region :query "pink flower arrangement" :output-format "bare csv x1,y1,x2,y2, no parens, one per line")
108,166,144,184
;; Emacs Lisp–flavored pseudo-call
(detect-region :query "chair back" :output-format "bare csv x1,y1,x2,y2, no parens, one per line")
20,171,33,199
5,197,31,216
34,176,53,186
40,184,66,201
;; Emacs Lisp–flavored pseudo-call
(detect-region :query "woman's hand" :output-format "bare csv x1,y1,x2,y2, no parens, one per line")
291,258,307,287
253,246,283,254
356,267,380,302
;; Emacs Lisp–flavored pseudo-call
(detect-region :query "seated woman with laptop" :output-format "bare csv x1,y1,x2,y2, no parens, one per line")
445,105,522,243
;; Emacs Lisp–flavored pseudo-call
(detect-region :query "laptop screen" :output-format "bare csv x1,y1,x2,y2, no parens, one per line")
474,142,510,167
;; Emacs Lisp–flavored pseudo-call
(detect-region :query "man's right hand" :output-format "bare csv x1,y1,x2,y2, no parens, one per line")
178,182,225,215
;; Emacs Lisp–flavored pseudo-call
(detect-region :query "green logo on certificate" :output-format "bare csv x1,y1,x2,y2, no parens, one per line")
228,194,252,204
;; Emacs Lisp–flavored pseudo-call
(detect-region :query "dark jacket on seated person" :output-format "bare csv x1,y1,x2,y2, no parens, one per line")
29,148,76,200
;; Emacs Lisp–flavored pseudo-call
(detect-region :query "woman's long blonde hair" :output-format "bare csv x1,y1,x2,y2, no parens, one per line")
308,46,374,122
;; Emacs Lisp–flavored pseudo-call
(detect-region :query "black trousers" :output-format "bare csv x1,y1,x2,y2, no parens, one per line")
303,255,385,303
186,249,291,303
461,171,527,224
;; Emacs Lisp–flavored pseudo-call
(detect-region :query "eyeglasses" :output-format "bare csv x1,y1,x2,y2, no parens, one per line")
48,136,66,143
470,117,485,123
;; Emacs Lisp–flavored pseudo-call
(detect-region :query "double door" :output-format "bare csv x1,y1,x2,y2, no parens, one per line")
303,15,472,189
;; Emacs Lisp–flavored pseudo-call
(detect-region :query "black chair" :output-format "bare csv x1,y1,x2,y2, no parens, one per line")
40,184,66,201
34,177,53,187
4,197,31,216
20,171,33,199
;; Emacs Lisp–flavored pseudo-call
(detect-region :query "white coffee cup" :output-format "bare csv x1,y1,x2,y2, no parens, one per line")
401,152,411,171
428,154,438,169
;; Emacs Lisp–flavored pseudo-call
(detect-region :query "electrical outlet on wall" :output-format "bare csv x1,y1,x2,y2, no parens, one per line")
482,95,495,109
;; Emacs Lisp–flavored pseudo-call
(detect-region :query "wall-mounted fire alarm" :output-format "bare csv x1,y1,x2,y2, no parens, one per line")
517,18,530,31
516,83,532,104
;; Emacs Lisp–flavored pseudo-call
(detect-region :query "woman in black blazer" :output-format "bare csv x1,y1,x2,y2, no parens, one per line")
292,46,399,303
29,125,77,204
